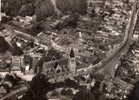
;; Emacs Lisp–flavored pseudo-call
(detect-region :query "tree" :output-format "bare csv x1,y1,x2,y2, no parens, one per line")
73,90,96,100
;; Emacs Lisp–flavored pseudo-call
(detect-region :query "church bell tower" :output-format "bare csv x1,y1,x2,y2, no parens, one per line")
68,48,76,74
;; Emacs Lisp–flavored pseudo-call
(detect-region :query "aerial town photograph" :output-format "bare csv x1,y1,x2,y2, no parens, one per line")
1,0,139,100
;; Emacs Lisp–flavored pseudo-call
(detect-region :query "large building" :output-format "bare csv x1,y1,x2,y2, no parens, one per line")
39,48,77,81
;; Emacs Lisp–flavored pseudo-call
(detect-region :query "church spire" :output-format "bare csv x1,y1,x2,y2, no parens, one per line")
70,48,75,58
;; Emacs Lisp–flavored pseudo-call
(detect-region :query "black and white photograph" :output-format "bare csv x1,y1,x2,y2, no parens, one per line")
0,0,139,100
